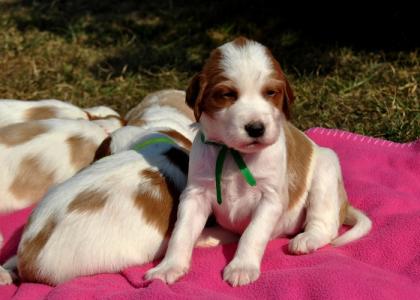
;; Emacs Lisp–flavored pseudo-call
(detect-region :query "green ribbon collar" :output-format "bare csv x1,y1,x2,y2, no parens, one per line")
200,133,257,205
131,136,176,152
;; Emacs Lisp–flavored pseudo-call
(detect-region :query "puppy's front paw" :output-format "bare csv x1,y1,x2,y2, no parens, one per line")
0,268,14,285
223,259,260,287
289,232,328,255
144,261,188,284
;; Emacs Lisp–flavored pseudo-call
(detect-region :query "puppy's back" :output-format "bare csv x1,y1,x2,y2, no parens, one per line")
0,99,88,127
0,119,108,212
125,89,195,125
17,132,189,285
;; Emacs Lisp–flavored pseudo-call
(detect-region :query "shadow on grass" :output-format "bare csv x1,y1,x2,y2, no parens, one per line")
7,1,420,78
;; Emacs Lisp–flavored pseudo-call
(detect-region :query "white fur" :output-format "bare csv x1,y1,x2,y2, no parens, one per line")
0,99,88,127
0,99,122,133
83,106,120,118
21,148,180,284
0,119,108,212
146,39,372,286
124,90,195,142
125,89,191,121
90,118,123,134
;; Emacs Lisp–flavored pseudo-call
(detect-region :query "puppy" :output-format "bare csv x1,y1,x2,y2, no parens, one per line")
0,90,235,285
0,119,112,213
125,89,195,126
145,38,372,286
0,99,123,128
93,89,196,160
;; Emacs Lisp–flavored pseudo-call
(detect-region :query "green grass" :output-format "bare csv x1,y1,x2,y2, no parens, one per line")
0,1,419,142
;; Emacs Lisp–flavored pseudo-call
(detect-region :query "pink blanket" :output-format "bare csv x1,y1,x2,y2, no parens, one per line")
1,128,419,299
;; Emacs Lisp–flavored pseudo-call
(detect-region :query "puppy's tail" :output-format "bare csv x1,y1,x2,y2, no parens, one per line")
331,205,372,247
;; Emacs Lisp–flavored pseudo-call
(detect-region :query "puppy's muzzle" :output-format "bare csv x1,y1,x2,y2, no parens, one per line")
245,121,265,138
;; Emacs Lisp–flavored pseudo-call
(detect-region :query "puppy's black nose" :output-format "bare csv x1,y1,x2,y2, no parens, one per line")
245,122,265,138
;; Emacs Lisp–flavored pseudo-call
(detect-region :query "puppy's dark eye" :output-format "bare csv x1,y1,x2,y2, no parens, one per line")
222,91,237,100
266,90,277,97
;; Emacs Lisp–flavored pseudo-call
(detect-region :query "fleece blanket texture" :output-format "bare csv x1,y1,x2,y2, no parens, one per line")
0,128,419,299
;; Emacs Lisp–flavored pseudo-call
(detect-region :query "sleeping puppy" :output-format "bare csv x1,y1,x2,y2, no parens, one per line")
0,99,124,128
0,119,114,213
0,90,235,285
145,37,372,286
125,89,195,126
93,89,196,160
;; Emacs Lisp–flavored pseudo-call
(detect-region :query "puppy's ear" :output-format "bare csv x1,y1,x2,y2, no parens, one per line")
186,73,207,121
264,47,294,119
282,77,294,119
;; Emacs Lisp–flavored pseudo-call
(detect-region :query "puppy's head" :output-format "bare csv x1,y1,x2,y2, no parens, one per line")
186,37,294,153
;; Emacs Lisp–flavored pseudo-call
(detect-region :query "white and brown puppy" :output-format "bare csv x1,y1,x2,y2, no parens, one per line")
0,90,234,285
0,119,112,213
93,89,196,160
125,89,195,126
0,99,124,131
145,38,372,286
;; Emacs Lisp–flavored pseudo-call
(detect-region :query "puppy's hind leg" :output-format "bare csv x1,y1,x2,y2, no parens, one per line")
289,148,343,255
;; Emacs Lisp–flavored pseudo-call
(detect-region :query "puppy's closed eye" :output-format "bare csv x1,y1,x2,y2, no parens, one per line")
264,90,277,97
221,91,237,100
213,86,238,102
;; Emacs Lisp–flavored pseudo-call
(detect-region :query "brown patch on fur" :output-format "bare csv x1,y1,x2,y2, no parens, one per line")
338,178,349,225
119,117,128,126
9,156,55,203
199,80,238,118
339,201,349,225
127,118,147,127
25,106,57,121
134,169,181,236
93,136,112,161
103,115,126,127
68,189,108,213
186,49,233,121
87,114,126,126
124,105,146,125
186,73,207,121
232,36,249,47
66,135,98,170
126,90,194,124
158,93,195,121
18,217,57,284
261,79,288,111
85,111,93,120
163,147,190,175
158,130,192,150
285,123,314,209
265,48,294,119
0,123,48,146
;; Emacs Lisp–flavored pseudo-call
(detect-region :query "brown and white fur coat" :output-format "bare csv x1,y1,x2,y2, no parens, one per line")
0,99,123,130
145,38,372,287
0,90,235,285
0,99,124,213
0,118,116,213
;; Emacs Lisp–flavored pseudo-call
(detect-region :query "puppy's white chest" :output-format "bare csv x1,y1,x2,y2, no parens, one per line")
214,178,262,234
208,156,263,233
189,136,284,233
